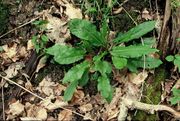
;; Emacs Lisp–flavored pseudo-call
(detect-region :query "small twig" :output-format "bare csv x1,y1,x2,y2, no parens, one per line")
1,79,5,120
0,75,93,120
0,16,40,39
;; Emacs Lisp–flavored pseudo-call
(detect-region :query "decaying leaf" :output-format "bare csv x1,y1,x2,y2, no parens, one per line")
1,43,18,62
37,76,56,96
8,100,25,116
129,71,148,85
40,96,68,110
25,103,47,120
5,62,25,78
58,109,73,121
79,103,93,113
142,8,153,20
55,0,82,19
27,39,34,50
64,3,82,19
45,13,69,44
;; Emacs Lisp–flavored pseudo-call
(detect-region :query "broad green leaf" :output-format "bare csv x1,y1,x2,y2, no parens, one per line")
170,97,180,105
166,55,174,62
127,56,162,72
40,34,49,48
112,56,127,69
93,60,112,75
78,70,89,87
110,45,158,58
93,51,107,62
63,80,78,101
69,19,105,47
174,55,180,72
63,61,90,83
41,34,49,43
170,88,180,105
0,46,3,52
113,21,156,43
46,44,85,64
176,38,180,41
97,75,113,101
100,19,109,40
31,35,40,53
175,54,180,60
136,37,156,47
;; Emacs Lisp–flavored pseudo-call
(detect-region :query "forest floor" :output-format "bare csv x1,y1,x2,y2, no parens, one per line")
0,0,180,120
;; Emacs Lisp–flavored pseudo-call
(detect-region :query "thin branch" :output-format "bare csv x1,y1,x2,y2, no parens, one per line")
1,79,5,120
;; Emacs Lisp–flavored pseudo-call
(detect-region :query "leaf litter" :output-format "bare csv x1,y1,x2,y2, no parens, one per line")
0,0,180,120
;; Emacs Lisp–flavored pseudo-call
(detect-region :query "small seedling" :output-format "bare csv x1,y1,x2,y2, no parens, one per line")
166,54,180,72
31,20,49,53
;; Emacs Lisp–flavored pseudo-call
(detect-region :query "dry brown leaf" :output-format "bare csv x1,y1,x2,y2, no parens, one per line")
142,8,153,20
37,76,56,96
27,39,34,50
40,96,68,110
36,108,47,120
26,104,47,120
129,71,148,86
79,103,93,113
8,100,25,116
54,84,66,96
2,44,17,59
58,109,73,121
55,0,82,19
83,113,93,120
18,46,28,58
64,3,82,19
45,13,69,44
71,90,85,105
5,62,25,79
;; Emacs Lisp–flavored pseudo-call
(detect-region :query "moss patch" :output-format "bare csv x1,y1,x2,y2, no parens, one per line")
133,65,167,121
